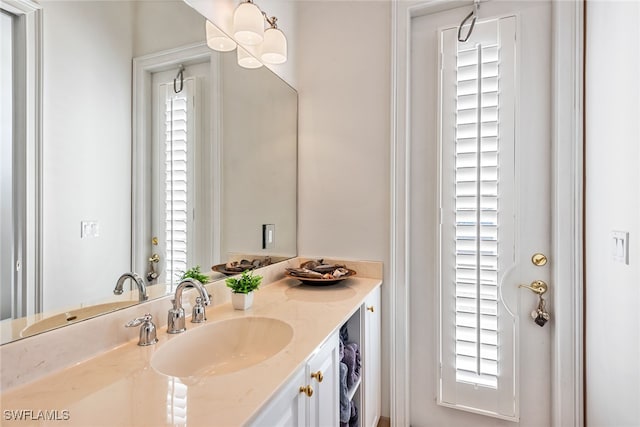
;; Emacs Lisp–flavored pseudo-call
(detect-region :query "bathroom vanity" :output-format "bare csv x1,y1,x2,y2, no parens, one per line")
0,259,382,426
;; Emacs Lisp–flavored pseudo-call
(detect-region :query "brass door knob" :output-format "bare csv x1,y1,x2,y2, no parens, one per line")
311,371,324,383
299,385,313,397
367,306,375,312
518,280,548,296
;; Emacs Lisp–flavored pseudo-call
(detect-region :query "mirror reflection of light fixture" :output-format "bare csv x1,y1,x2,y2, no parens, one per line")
204,1,288,68
237,46,263,69
206,20,237,52
260,16,287,65
233,0,264,46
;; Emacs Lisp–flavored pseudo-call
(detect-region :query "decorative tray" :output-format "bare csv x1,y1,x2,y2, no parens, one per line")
211,263,255,276
284,269,357,286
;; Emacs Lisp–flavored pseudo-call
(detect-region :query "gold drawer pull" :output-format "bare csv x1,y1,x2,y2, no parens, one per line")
367,306,375,313
311,371,324,383
299,385,313,397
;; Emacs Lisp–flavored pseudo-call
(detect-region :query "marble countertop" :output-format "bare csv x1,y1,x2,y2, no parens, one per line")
0,267,381,426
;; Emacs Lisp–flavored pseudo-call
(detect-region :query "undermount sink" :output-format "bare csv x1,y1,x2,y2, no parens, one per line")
151,316,293,378
21,301,136,337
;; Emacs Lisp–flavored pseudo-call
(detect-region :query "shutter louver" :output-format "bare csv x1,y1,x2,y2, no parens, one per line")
454,42,500,389
165,93,189,283
438,16,518,420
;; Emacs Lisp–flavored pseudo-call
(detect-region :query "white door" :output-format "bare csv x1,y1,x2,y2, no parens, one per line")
409,1,552,425
150,62,212,285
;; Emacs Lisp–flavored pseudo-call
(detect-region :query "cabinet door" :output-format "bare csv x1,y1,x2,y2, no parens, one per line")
307,332,339,427
362,286,381,427
250,368,306,427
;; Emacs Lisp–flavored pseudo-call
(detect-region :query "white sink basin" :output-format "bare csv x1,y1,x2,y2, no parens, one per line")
151,317,293,378
21,301,136,337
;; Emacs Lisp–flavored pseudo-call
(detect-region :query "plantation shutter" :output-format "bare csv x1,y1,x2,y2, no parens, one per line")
438,16,518,420
161,80,195,284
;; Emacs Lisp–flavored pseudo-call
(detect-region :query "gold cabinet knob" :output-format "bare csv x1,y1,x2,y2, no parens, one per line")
367,306,375,313
299,385,313,397
311,371,324,383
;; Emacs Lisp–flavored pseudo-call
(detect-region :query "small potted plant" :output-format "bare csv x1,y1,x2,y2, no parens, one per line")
180,265,210,284
226,270,262,310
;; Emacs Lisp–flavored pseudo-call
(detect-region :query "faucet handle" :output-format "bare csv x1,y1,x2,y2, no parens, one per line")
125,313,158,346
192,297,207,323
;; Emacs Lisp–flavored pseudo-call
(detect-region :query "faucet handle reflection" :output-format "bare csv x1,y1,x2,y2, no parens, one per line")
125,313,158,346
167,278,211,334
114,272,149,302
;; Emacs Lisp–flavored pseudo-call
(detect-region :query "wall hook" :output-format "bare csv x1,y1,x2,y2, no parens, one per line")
173,64,185,94
458,0,480,42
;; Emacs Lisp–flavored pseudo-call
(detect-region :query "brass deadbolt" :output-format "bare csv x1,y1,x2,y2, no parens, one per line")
531,253,548,267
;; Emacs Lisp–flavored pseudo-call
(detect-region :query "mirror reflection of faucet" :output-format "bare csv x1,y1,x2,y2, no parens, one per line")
167,278,211,334
113,272,149,302
147,253,161,282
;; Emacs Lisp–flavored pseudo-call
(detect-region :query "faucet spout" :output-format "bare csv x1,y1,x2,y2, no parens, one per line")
167,278,211,334
114,272,148,302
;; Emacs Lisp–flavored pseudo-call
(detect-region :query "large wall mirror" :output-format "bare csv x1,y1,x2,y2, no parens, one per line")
0,0,297,344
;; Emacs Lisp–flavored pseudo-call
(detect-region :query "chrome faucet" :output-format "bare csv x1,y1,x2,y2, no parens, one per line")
114,272,148,302
125,313,158,346
167,278,211,334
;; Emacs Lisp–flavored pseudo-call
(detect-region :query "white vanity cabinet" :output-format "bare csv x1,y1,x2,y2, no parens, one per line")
250,333,339,427
307,333,340,426
362,286,381,427
250,368,306,426
250,285,381,427
341,285,381,427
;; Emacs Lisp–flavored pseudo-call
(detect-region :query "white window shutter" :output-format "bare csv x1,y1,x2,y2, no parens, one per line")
162,82,196,283
438,16,519,420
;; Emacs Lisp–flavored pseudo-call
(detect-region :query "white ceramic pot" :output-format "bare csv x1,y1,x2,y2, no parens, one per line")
231,292,254,310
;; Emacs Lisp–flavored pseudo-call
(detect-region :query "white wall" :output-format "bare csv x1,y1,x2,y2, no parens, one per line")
1,11,13,319
41,1,204,312
42,1,135,311
221,52,298,260
133,1,203,57
296,0,392,417
585,2,640,425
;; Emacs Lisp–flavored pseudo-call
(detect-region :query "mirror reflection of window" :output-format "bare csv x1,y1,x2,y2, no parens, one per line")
151,63,211,285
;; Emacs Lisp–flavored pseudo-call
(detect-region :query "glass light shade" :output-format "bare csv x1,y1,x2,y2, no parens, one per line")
206,20,237,52
233,2,264,46
237,47,263,69
261,27,287,64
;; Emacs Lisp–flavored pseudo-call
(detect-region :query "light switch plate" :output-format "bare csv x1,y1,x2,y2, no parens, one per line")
81,221,99,239
262,224,275,249
611,231,629,265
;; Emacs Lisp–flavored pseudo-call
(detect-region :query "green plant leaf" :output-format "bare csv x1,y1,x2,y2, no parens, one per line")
180,265,210,284
226,270,262,294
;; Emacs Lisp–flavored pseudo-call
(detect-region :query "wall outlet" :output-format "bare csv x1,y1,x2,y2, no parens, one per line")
262,224,275,249
81,221,99,239
611,231,629,265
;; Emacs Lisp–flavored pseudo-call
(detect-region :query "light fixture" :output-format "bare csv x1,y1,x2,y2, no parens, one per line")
260,16,287,65
233,0,264,46
237,46,263,69
203,1,288,68
205,20,237,52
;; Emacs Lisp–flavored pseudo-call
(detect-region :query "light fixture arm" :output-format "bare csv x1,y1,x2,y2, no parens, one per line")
263,12,278,29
